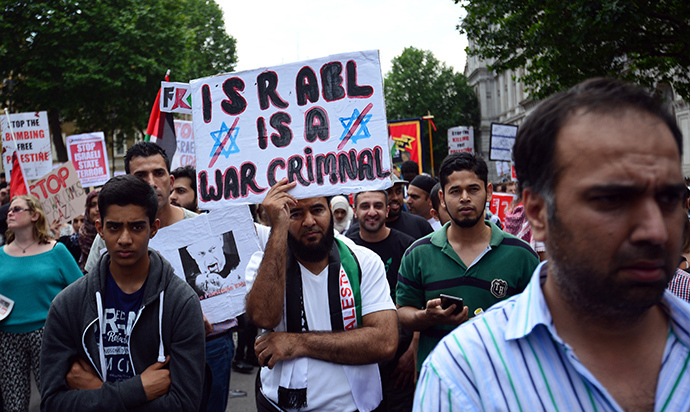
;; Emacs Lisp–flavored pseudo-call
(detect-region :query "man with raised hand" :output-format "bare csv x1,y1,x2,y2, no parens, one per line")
414,78,690,411
246,179,398,412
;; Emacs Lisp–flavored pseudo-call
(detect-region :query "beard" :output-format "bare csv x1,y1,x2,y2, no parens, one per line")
547,209,673,323
448,194,486,229
450,213,483,228
288,219,335,263
361,216,386,233
387,202,402,220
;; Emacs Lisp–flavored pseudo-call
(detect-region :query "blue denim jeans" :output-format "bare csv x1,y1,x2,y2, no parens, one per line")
204,332,234,412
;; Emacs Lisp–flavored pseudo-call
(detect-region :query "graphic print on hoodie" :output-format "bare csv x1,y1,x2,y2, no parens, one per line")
101,270,146,382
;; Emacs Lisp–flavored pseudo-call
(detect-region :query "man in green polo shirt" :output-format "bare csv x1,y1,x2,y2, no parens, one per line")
397,152,539,370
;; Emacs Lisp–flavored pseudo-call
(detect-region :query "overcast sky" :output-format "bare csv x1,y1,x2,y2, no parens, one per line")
216,0,468,76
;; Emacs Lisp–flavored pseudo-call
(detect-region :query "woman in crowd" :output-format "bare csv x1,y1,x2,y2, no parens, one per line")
78,189,100,272
330,195,354,234
0,195,82,411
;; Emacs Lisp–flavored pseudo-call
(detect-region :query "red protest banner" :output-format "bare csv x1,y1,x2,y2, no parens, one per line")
489,192,516,223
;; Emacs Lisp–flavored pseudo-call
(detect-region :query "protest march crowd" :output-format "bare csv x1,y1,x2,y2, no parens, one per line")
2,76,690,412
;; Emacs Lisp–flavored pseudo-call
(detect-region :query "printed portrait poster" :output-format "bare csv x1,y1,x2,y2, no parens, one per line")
29,161,87,224
66,132,111,187
448,126,474,154
170,120,196,170
190,50,393,209
150,206,260,323
0,293,14,322
1,111,52,182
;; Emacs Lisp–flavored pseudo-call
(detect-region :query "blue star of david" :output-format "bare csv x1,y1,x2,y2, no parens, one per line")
209,121,240,158
339,108,372,144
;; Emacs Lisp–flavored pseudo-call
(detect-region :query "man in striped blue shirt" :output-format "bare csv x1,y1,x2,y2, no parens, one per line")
414,78,690,412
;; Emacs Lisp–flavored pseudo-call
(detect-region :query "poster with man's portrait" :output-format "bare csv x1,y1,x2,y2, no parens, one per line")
150,206,260,323
178,231,241,298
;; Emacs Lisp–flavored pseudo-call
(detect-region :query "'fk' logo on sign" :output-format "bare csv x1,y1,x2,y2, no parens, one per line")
161,82,193,114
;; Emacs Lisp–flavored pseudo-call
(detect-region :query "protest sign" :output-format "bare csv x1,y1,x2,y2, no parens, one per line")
150,206,260,323
448,126,474,154
490,192,516,223
0,293,14,322
171,120,196,169
190,50,392,208
489,123,518,162
160,81,192,114
29,162,86,224
495,161,512,180
66,132,110,187
1,111,52,182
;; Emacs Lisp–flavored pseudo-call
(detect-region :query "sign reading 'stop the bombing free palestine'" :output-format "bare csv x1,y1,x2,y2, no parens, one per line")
190,50,392,208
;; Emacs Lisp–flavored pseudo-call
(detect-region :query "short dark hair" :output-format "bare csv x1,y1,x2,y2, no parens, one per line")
400,160,419,178
99,175,158,224
513,77,683,198
354,190,388,207
124,142,171,174
438,152,489,192
171,165,197,202
429,182,442,213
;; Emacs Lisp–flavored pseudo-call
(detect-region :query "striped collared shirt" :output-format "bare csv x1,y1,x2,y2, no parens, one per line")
414,262,690,412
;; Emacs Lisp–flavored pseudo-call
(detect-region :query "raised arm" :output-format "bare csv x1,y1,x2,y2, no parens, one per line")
245,179,297,329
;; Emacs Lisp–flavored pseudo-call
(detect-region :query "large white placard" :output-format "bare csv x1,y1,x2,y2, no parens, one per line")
149,206,260,323
489,123,518,162
1,111,52,181
29,161,87,224
190,50,392,208
448,126,474,154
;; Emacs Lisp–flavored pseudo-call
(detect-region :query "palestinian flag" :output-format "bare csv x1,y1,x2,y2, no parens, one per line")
145,70,177,161
9,151,28,198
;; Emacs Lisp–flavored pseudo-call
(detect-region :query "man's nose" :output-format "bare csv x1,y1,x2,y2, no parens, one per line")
630,198,670,246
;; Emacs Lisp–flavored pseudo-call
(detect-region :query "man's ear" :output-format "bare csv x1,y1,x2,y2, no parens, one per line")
523,188,548,241
149,218,161,239
486,182,494,203
95,219,103,237
439,189,446,210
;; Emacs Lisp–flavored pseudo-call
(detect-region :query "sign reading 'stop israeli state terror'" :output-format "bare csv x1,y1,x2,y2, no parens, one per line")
190,50,392,208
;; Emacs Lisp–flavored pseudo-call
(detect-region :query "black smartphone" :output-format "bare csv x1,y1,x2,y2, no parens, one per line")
440,294,464,315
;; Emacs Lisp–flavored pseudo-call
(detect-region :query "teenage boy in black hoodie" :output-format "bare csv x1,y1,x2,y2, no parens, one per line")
40,175,205,411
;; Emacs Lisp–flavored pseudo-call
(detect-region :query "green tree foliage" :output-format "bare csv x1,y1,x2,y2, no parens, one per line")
0,0,237,161
385,47,479,172
460,0,690,100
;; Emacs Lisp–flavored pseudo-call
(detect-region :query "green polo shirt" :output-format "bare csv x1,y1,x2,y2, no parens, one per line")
396,220,538,369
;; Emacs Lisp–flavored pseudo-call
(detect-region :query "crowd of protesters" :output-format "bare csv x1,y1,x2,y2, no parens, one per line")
1,78,690,412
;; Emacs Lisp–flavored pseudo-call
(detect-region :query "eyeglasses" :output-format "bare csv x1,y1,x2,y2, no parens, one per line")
8,206,30,214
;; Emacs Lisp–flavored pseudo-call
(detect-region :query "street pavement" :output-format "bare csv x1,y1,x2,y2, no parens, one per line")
29,365,260,412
